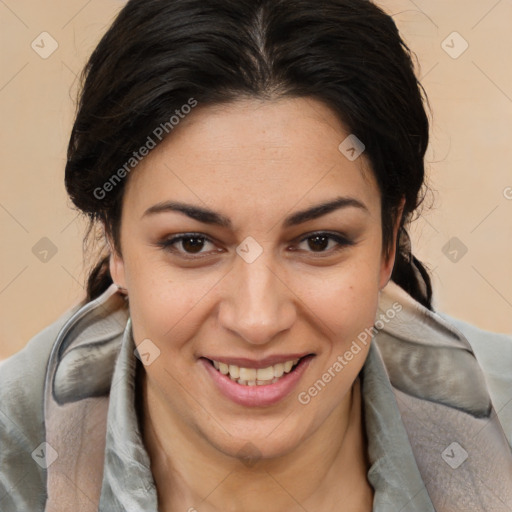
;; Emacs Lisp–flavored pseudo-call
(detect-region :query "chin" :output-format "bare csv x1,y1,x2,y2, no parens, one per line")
197,411,315,465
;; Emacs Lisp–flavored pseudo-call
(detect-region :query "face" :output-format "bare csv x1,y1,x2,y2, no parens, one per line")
110,97,399,461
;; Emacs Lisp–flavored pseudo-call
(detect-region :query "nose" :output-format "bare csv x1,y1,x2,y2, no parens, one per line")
218,253,296,346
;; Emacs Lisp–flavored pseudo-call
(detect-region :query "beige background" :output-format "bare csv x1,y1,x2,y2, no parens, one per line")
1,0,511,360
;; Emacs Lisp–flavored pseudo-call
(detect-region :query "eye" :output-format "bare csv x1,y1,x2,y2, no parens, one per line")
158,233,219,257
157,231,354,260
294,232,354,255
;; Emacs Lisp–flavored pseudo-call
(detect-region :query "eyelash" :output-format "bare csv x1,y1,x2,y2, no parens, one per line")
157,231,354,259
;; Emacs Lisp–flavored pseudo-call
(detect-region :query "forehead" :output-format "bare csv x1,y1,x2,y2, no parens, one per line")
122,97,379,219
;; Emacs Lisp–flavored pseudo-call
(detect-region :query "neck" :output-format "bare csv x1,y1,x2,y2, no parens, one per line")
138,371,372,512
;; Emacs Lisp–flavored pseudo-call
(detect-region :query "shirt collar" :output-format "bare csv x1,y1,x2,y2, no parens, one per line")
362,341,435,511
99,318,157,511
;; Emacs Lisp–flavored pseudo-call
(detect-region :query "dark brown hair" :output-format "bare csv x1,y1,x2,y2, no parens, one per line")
65,0,433,309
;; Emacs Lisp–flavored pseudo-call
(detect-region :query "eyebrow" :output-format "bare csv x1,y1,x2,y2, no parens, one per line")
141,196,369,228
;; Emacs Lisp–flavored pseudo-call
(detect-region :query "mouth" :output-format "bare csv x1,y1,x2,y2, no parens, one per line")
200,354,315,407
208,357,304,386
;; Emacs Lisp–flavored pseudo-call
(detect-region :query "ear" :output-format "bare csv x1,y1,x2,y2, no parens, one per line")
379,198,406,290
105,230,127,290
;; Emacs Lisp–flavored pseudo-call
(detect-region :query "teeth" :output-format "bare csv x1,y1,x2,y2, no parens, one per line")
256,366,274,381
211,357,302,386
229,364,240,379
274,363,284,378
239,367,257,381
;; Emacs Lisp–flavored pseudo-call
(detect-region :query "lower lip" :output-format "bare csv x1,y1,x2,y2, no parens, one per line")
201,356,314,407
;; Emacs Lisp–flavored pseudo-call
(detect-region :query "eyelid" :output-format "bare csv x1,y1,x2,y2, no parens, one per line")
292,230,355,256
296,230,352,245
156,233,218,258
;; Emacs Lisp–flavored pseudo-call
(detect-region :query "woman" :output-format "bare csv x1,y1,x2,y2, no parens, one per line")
1,0,511,511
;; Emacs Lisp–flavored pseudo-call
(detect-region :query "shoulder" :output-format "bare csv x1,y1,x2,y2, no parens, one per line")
438,313,512,447
0,305,79,512
378,281,512,448
0,285,129,511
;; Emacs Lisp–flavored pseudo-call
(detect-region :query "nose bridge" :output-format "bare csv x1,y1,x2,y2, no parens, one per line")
219,250,295,345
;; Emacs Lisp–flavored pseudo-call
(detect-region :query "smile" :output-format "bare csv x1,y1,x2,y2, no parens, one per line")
201,354,314,407
210,358,301,386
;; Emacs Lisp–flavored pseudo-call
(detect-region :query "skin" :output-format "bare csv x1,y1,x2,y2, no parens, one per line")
109,97,402,511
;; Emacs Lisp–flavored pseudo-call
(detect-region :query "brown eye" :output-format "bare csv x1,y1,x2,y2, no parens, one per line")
296,232,354,255
158,233,216,256
306,235,330,252
181,236,206,253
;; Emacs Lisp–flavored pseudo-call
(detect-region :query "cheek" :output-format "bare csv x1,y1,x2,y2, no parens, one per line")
128,284,201,345
125,253,222,350
293,265,378,412
295,257,381,342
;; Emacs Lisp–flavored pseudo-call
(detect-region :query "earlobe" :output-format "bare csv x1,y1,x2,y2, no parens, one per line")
379,198,406,290
105,231,127,291
379,250,395,291
109,250,126,290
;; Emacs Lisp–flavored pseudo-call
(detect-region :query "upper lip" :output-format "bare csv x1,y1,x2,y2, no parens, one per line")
201,353,312,369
